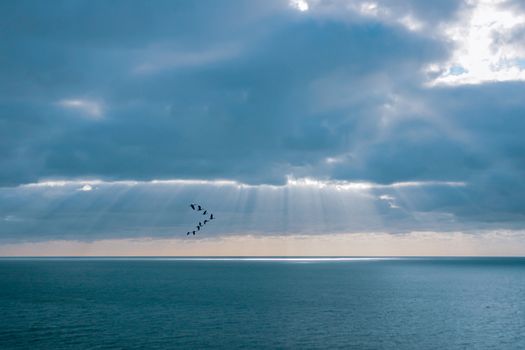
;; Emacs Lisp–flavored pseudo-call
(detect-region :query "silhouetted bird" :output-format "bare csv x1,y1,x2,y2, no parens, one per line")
186,204,215,236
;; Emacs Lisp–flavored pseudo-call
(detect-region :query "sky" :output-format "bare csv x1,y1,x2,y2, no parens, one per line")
1,0,525,256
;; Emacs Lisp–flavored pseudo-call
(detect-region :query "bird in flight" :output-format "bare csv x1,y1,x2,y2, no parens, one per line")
187,203,215,236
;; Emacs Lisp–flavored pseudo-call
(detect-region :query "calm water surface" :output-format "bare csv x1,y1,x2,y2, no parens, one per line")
0,257,524,349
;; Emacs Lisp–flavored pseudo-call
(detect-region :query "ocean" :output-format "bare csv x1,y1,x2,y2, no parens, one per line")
0,257,524,349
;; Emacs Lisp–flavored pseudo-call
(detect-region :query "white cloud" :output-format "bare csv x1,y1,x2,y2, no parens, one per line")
133,46,240,74
3,215,21,222
290,0,309,12
325,157,344,164
301,1,424,32
397,14,423,32
359,2,379,16
22,180,104,188
291,0,525,85
428,0,525,85
19,177,466,191
79,184,93,192
285,176,466,191
324,152,354,165
58,99,104,118
379,194,400,208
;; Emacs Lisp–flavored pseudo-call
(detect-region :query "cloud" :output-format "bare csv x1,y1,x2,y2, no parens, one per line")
301,0,525,85
299,0,462,32
1,0,525,242
132,45,241,74
58,99,103,118
78,184,93,191
0,177,518,243
0,3,448,186
289,0,309,12
428,0,525,85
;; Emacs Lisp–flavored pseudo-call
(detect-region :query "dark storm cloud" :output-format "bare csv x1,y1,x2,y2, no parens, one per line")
1,0,525,241
0,0,448,186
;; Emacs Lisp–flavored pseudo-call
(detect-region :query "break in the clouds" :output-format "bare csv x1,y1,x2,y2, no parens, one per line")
1,0,525,244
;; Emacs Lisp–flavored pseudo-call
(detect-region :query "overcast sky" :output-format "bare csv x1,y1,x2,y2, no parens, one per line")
1,0,525,255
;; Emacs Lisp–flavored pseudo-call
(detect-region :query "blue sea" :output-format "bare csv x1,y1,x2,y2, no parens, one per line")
0,257,524,349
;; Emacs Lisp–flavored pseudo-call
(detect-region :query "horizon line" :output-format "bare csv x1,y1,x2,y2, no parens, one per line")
1,256,524,260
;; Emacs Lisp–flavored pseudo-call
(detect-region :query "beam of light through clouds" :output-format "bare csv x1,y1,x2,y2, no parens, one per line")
1,0,525,255
0,177,513,244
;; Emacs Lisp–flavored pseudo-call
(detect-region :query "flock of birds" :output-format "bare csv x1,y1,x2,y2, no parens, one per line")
187,203,215,235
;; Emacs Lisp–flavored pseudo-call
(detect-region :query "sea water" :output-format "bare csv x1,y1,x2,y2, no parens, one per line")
0,257,524,349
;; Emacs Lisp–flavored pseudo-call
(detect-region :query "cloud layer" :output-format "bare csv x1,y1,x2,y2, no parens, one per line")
1,0,525,241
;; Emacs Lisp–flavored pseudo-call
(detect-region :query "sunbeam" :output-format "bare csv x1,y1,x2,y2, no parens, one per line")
0,177,479,246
